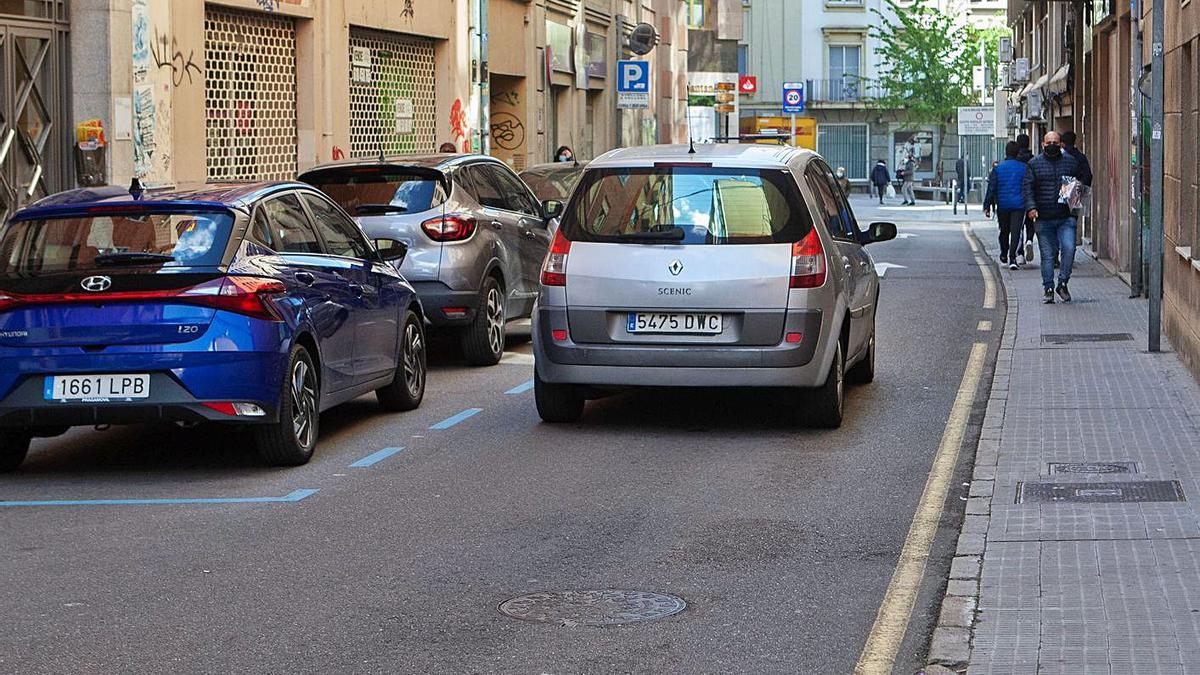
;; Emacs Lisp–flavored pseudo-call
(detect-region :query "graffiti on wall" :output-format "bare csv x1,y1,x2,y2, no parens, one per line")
490,113,525,152
402,0,415,20
151,29,202,87
131,0,173,185
450,98,471,153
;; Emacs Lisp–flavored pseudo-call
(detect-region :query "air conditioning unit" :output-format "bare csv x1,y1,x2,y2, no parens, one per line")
999,37,1013,64
1012,58,1030,83
1025,90,1044,121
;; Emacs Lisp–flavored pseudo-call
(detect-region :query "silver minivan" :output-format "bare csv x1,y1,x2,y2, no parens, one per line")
532,144,896,426
301,155,553,366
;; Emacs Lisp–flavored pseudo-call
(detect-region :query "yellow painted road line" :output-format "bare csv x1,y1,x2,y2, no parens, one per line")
854,342,988,675
963,226,998,309
978,320,993,331
963,224,980,253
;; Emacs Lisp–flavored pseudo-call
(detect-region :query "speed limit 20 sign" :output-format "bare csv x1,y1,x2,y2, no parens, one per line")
782,82,805,114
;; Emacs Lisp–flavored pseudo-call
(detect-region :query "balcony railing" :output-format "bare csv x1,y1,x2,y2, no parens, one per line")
805,78,887,104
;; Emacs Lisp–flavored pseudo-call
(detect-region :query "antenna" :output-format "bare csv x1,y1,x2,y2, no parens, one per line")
685,84,697,154
378,147,386,162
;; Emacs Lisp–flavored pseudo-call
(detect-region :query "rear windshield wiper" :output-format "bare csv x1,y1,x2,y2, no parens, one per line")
607,227,686,242
94,252,175,266
354,204,408,216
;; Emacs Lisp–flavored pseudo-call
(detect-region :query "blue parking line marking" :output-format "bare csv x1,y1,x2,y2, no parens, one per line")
349,446,406,468
430,408,483,430
505,380,535,395
0,488,318,507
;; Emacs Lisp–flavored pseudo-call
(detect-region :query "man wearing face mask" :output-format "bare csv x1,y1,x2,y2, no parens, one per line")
555,146,574,163
1022,131,1082,304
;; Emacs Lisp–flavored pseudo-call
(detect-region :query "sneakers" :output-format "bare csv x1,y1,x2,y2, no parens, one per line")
1025,240,1035,261
1056,283,1071,303
1043,288,1056,304
1016,254,1026,266
1009,262,1019,271
1000,255,1008,264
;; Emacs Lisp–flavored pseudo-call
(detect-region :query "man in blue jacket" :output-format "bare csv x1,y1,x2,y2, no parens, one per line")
1023,131,1082,303
984,141,1028,269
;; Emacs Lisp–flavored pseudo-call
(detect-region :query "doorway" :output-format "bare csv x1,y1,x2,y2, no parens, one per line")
0,22,63,222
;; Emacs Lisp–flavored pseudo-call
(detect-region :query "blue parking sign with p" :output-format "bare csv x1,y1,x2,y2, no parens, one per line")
782,82,805,114
617,60,650,93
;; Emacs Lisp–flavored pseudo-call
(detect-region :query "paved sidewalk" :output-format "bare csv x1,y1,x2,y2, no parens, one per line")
944,222,1200,674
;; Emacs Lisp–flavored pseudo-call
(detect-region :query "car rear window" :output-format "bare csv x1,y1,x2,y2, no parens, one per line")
560,166,813,244
302,167,446,216
520,167,585,202
0,210,233,275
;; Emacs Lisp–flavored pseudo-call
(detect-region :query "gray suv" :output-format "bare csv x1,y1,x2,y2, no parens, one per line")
532,144,896,426
301,155,553,365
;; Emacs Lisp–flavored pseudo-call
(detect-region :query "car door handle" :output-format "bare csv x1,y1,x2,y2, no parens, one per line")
490,220,504,230
295,271,315,286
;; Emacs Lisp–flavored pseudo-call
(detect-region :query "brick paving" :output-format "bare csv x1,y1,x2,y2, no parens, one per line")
961,222,1200,674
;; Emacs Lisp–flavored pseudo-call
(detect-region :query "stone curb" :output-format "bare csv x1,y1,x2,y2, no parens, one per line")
924,223,1015,672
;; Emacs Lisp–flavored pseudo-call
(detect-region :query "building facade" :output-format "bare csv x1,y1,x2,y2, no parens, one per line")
0,0,689,222
1010,0,1200,382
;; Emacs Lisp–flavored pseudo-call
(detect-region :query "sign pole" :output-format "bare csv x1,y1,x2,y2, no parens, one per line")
1149,0,1164,352
790,114,796,148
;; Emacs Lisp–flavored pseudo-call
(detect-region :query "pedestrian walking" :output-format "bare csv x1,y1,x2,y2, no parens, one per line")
438,142,458,153
870,159,890,204
955,153,971,204
1015,133,1037,262
835,166,851,195
984,141,1028,270
1060,131,1093,187
1023,131,1083,303
900,155,917,205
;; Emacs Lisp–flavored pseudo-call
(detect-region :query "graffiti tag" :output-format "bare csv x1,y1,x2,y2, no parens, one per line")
450,98,471,153
490,113,526,152
492,91,520,107
402,0,415,19
151,29,202,87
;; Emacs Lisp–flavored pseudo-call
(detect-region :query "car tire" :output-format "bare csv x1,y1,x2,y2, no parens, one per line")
534,370,585,423
255,345,320,466
460,277,505,367
0,432,31,472
377,309,426,412
846,324,876,385
810,341,845,429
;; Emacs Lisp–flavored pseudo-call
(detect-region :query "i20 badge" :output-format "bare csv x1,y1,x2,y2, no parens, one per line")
80,275,113,292
668,260,683,276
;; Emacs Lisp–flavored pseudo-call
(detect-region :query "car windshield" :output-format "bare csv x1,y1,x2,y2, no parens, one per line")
0,210,233,275
303,168,445,216
520,166,585,202
560,166,813,244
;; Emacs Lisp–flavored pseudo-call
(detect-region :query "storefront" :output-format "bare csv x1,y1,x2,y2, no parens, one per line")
348,28,437,159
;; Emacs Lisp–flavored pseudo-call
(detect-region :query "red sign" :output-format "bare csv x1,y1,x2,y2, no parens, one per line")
739,76,758,94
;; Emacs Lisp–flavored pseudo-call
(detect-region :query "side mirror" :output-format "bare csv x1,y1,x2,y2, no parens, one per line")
373,238,409,264
866,222,897,244
542,199,564,222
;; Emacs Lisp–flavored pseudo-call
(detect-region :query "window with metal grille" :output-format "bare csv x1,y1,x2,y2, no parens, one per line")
349,29,436,158
816,124,869,181
204,8,297,182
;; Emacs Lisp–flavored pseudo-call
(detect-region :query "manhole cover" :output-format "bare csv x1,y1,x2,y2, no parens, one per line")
498,590,686,626
1017,480,1185,504
1049,462,1138,475
1041,333,1134,345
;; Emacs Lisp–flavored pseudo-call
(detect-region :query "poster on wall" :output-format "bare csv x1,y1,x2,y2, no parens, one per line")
131,0,174,186
893,130,935,175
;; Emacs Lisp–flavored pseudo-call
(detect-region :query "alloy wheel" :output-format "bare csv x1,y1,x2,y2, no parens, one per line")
403,322,425,398
486,286,505,356
291,359,318,448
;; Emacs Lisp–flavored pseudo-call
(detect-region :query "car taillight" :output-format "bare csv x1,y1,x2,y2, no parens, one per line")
421,214,476,242
0,276,286,321
540,229,571,287
789,229,826,289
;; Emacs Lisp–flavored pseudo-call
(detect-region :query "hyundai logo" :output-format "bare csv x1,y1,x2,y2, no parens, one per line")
80,275,113,292
668,260,683,276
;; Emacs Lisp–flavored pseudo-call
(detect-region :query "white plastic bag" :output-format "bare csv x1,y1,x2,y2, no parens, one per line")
1059,176,1090,210
885,183,896,199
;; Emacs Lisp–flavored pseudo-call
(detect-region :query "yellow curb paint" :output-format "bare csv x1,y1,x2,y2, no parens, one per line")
978,320,992,331
963,224,980,253
962,227,998,310
854,342,988,675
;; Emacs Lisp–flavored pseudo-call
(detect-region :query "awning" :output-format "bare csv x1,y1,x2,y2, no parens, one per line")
1047,64,1071,95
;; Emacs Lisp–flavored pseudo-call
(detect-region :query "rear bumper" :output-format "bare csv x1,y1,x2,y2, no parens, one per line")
412,281,479,328
534,306,830,387
0,372,279,428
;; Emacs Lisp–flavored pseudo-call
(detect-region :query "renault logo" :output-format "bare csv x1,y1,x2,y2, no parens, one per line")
668,260,683,276
80,275,113,292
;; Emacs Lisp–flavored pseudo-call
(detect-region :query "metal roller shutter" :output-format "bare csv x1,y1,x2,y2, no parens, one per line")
204,7,298,182
349,28,437,158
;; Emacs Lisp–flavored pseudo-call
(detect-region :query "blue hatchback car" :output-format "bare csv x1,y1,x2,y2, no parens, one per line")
0,181,427,470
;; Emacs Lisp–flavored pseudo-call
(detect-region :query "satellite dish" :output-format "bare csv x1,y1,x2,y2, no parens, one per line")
628,23,658,56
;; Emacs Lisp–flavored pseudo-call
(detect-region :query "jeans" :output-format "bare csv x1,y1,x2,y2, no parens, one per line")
1037,216,1077,290
901,181,915,203
998,210,1023,261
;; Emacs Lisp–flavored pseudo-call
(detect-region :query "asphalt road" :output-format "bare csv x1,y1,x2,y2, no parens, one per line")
0,206,999,674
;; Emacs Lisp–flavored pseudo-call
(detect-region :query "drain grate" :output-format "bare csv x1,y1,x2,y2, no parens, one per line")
1048,462,1138,475
498,590,686,626
1017,480,1185,504
1041,333,1134,345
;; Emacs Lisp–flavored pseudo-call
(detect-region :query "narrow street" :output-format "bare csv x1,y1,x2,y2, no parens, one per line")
0,203,1000,674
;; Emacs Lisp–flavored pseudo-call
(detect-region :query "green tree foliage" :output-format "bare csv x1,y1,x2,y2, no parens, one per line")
868,0,978,125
